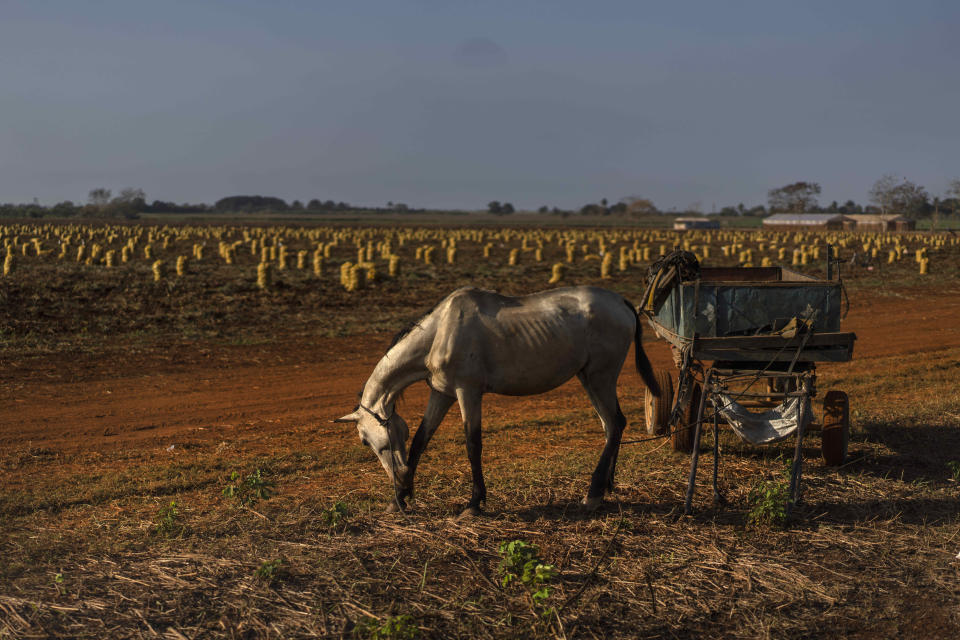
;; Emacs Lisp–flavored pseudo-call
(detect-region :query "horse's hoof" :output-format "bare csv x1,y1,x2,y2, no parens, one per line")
581,496,603,511
384,501,405,514
456,505,482,520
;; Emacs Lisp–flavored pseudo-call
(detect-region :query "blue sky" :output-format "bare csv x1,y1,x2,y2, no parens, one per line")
1,1,957,210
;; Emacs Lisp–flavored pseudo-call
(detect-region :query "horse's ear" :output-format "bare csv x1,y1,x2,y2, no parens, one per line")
332,410,361,424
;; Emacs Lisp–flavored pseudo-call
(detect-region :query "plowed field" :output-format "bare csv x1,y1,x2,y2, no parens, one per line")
2,222,960,638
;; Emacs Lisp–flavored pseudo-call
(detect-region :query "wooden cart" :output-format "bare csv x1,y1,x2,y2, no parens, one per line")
640,257,855,515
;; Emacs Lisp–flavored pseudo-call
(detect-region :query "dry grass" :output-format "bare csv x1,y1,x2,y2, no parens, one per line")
3,360,960,638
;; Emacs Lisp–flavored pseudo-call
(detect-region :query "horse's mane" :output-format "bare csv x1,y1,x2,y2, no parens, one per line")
388,299,442,350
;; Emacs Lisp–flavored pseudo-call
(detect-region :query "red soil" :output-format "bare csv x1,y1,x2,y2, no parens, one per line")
3,290,959,456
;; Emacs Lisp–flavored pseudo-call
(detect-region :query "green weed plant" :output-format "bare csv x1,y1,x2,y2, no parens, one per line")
222,469,273,506
153,500,182,537
354,614,419,639
498,540,557,615
746,462,791,528
255,558,287,584
947,460,960,483
320,501,349,528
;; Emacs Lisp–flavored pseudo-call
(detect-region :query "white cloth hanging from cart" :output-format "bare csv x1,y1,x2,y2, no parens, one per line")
714,393,812,445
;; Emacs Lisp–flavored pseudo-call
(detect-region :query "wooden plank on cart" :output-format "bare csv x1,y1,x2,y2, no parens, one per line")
691,332,856,362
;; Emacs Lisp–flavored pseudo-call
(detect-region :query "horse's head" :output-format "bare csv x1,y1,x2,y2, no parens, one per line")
335,405,409,482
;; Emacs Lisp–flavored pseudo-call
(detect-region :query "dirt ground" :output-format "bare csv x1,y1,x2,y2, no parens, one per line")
3,278,960,637
3,289,959,459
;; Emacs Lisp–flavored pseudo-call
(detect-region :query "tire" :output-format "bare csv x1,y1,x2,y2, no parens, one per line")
822,390,849,466
672,380,703,453
644,369,675,435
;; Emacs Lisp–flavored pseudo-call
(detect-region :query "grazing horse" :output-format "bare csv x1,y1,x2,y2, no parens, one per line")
335,286,660,517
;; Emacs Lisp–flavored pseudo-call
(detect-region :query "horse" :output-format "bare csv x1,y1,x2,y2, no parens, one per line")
334,285,661,518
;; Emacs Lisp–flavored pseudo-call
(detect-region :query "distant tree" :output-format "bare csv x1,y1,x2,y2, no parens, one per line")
88,188,111,207
868,174,929,218
290,200,304,210
623,197,658,217
931,197,942,229
393,203,409,212
306,199,323,211
501,202,514,215
868,175,898,214
838,199,862,214
145,200,209,213
579,203,605,216
946,179,960,217
50,201,78,217
537,205,549,214
118,187,145,203
215,195,289,212
767,182,821,213
487,201,502,215
109,187,146,219
719,206,739,216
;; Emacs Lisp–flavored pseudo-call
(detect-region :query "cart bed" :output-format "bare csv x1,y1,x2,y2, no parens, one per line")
645,266,855,362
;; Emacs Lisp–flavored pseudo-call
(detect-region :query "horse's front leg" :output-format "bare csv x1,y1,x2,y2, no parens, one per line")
456,387,486,518
395,390,455,509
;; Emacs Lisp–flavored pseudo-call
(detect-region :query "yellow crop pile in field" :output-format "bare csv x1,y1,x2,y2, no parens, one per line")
257,261,272,289
1,220,954,301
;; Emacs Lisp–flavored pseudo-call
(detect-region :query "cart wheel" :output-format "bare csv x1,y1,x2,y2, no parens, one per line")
822,390,849,466
672,381,702,453
644,369,674,435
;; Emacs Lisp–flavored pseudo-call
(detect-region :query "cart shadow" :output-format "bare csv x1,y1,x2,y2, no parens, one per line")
797,494,960,527
699,418,960,486
852,420,960,485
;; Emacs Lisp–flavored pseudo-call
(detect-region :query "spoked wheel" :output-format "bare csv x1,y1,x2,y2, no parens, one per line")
821,390,849,466
644,369,675,435
672,380,702,453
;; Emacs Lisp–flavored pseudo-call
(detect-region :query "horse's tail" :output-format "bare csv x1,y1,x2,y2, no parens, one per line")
625,299,661,397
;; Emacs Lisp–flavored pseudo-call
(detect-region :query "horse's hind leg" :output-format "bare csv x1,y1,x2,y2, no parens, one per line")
455,387,486,518
578,371,627,508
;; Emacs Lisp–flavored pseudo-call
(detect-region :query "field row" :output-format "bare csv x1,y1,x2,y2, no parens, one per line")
2,223,957,288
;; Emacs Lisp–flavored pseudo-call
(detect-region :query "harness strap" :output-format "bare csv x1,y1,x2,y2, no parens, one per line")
359,402,390,426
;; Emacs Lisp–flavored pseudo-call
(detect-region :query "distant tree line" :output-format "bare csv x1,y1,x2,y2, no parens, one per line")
545,176,960,221
3,176,960,220
0,190,408,219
